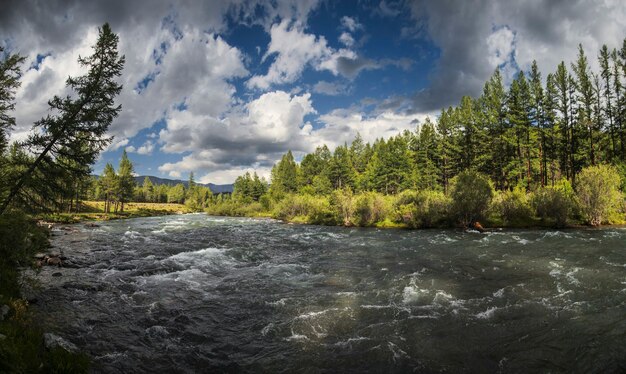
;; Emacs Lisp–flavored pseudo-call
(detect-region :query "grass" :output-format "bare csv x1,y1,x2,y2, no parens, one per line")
36,201,192,223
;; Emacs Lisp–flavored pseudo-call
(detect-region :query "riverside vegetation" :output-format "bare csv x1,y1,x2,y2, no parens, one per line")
0,24,123,372
206,40,626,229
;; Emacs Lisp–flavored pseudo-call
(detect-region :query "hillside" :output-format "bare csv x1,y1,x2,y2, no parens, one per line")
133,175,233,194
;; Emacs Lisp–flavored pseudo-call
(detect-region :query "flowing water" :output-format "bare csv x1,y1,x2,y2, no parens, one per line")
28,214,625,373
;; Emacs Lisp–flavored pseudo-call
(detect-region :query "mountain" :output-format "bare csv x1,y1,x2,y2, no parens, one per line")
133,175,233,194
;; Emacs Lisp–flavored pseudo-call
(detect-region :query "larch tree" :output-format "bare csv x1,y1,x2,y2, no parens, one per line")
0,23,124,215
117,150,135,212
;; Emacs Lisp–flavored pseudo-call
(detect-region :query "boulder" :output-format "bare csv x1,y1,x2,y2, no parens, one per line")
43,333,78,353
47,257,63,267
34,253,47,260
472,221,486,233
0,304,9,320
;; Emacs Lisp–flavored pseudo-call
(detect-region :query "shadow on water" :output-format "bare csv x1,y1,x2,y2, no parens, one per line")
25,215,626,373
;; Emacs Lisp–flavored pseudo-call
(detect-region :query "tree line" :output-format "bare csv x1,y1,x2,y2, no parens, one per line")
261,40,626,198
91,162,214,211
222,38,626,228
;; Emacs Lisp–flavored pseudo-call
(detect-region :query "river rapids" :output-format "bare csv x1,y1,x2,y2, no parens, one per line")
27,214,626,373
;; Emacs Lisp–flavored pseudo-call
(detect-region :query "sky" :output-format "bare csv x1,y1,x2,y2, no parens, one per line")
1,0,625,184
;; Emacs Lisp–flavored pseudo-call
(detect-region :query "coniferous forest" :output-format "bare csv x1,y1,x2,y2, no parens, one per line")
216,40,626,229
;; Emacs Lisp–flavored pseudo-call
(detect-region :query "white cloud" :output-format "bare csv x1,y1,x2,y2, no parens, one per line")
199,166,272,185
246,20,331,90
158,90,316,176
136,140,155,155
314,109,432,150
487,26,515,68
339,32,355,47
340,16,362,32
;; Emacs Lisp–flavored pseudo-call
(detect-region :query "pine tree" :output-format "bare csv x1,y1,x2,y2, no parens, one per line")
572,44,596,168
414,117,440,190
142,176,154,202
100,163,117,213
117,150,135,212
480,69,510,189
0,47,25,154
327,144,356,190
270,150,298,197
436,107,460,193
599,45,617,160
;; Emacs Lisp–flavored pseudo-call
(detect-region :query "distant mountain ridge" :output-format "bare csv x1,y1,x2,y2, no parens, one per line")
134,175,233,194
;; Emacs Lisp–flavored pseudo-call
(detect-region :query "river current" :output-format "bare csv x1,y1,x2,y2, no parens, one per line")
29,214,625,373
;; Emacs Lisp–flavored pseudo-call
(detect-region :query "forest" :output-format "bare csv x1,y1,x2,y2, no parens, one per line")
213,40,626,229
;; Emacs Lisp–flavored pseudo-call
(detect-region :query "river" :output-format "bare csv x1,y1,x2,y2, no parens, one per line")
29,214,625,373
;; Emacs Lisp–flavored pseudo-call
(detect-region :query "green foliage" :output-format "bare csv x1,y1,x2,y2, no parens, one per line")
272,194,336,225
493,186,533,224
0,307,90,373
270,150,298,198
330,188,355,225
450,170,494,227
0,213,48,297
575,164,623,225
167,183,186,204
531,180,575,227
0,24,124,215
116,150,135,211
0,47,25,154
233,172,268,202
393,190,449,228
353,191,389,227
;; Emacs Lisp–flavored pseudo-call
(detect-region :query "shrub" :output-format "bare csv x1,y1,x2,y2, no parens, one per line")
531,180,575,228
575,164,622,226
393,190,449,228
273,194,311,220
0,213,49,297
449,170,494,227
330,188,355,226
272,194,336,225
353,191,389,226
494,186,533,224
306,196,337,225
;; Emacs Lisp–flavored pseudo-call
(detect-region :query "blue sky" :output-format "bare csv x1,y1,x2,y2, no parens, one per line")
2,0,625,183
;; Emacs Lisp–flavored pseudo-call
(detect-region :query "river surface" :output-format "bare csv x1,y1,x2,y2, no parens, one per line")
29,214,626,373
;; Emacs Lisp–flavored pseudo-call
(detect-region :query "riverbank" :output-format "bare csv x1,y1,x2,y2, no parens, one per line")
0,212,90,372
36,201,193,224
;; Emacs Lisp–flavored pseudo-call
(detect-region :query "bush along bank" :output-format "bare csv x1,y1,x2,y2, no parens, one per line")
207,166,626,230
0,212,90,373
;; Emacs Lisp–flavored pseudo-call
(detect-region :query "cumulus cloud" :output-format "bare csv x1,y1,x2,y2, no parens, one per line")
158,90,315,177
248,16,400,89
314,109,432,150
246,20,331,89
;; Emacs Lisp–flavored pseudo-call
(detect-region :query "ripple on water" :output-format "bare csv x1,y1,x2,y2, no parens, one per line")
34,214,626,373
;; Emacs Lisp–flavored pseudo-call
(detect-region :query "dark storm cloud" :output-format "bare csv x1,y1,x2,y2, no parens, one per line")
404,0,626,113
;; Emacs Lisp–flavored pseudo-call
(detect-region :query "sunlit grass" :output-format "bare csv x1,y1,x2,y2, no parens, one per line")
36,201,193,223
